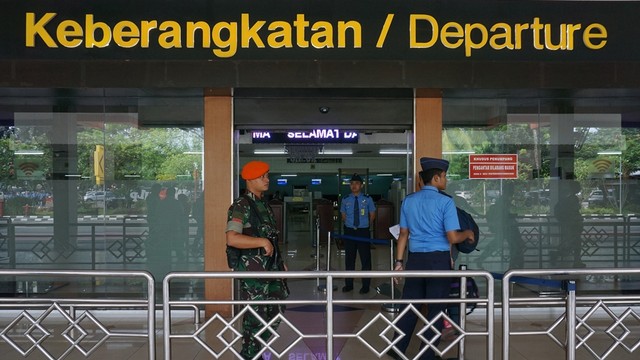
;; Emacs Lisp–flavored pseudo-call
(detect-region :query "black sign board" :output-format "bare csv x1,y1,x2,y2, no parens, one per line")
1,0,639,61
252,130,358,144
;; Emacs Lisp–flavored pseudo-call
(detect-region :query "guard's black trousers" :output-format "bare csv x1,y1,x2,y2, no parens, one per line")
343,226,372,290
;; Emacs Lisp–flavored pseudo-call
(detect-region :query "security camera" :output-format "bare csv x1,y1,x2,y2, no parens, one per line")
319,106,330,114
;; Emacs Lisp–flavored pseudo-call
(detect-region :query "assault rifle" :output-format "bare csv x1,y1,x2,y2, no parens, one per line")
260,223,284,271
252,200,289,295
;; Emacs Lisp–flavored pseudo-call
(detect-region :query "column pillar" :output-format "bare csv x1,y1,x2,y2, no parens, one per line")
415,89,443,177
203,88,233,316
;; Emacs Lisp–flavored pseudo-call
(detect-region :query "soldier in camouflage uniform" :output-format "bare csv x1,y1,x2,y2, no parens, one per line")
226,160,289,360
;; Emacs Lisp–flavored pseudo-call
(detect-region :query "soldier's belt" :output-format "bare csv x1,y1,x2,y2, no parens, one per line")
240,248,262,256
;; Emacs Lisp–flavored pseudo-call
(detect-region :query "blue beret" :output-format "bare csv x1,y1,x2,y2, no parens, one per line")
420,157,449,172
350,173,363,182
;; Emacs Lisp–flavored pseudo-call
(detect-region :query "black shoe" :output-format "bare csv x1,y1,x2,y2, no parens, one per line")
342,286,353,292
359,287,370,294
386,348,403,360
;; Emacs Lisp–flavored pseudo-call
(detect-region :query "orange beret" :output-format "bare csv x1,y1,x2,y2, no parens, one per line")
241,161,270,180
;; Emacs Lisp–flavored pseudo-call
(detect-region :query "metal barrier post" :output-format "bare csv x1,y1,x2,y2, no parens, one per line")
326,231,331,272
317,225,336,292
163,277,172,360
319,232,337,292
390,237,394,300
382,238,400,312
565,280,576,360
487,272,495,360
459,264,468,359
502,271,512,360
316,217,321,289
326,273,334,360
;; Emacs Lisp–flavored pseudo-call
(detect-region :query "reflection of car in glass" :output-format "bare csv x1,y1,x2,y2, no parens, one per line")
83,191,120,203
587,190,604,204
524,189,550,206
454,190,472,200
587,189,614,207
587,189,617,207
486,190,501,204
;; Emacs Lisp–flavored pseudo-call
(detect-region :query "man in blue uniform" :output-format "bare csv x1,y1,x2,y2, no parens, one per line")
340,173,376,294
388,157,475,360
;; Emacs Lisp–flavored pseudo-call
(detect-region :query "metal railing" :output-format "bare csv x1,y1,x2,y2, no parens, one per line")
2,267,640,359
1,214,639,283
502,268,640,360
460,214,640,269
0,269,156,360
163,270,494,360
0,216,203,271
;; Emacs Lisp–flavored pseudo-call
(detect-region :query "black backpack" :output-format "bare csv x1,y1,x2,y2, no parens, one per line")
449,277,480,314
455,207,480,253
438,190,480,253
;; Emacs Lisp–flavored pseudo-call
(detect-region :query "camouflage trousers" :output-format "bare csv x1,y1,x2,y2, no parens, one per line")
237,255,289,360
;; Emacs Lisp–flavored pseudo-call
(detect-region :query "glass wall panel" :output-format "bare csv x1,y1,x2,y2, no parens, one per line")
0,89,204,298
443,94,640,276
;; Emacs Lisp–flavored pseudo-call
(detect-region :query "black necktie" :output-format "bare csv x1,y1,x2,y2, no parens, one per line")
354,196,360,228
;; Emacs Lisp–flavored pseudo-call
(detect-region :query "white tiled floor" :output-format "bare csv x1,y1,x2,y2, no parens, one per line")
1,229,639,359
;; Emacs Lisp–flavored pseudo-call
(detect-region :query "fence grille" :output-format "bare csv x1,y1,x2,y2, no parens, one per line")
0,270,155,360
502,268,640,360
2,268,640,359
163,270,494,360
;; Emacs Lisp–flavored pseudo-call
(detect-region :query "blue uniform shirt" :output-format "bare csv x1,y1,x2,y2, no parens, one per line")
399,185,460,252
341,193,376,229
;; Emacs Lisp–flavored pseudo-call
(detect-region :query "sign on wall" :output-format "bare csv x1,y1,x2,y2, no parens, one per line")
252,130,358,144
2,0,640,61
469,154,518,179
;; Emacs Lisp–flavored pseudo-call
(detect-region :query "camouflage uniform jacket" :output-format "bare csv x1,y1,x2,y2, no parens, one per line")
226,192,283,272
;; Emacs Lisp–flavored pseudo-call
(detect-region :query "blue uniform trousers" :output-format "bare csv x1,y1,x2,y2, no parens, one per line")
393,251,451,360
